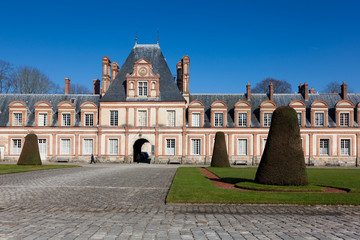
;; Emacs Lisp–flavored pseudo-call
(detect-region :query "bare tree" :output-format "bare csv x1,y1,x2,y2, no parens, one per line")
323,81,353,93
252,78,292,93
70,83,91,94
0,60,14,93
12,66,57,94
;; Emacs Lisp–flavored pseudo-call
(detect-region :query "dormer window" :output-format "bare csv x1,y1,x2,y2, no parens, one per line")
214,113,223,127
238,113,247,127
210,100,227,127
264,113,272,127
62,114,71,126
39,113,48,126
297,113,302,126
85,114,94,126
315,113,324,126
126,58,160,99
340,113,349,126
138,82,148,96
13,113,23,126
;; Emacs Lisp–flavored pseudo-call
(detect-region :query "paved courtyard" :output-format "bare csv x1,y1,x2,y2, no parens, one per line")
0,164,359,240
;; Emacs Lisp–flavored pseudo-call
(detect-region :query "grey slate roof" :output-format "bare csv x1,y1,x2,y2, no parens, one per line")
100,44,185,102
0,94,100,127
190,93,360,127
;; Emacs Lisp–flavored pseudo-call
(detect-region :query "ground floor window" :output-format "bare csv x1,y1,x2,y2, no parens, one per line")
60,139,71,155
191,139,201,155
237,139,247,155
166,139,175,155
320,139,329,155
38,139,47,157
109,139,118,155
83,139,94,155
340,139,350,156
12,139,22,154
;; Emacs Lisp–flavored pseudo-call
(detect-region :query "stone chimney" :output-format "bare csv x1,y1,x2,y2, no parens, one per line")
309,88,316,94
341,81,347,100
300,82,309,100
93,78,100,95
176,61,183,92
176,56,190,103
101,56,111,94
65,77,70,94
269,82,274,101
246,83,251,101
298,83,303,93
111,62,119,82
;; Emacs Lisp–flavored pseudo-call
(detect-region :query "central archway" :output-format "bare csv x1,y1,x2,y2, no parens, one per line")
133,138,150,163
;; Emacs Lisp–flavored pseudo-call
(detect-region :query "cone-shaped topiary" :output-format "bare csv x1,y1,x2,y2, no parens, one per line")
211,132,230,167
255,106,308,185
17,133,42,165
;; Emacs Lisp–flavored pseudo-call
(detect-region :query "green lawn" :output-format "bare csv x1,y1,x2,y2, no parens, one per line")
166,167,360,205
0,164,80,174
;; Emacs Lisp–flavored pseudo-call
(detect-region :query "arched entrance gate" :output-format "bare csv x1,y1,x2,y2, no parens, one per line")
133,138,151,163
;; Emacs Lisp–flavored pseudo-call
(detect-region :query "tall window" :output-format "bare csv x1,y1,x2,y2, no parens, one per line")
192,113,200,127
264,113,272,127
238,113,247,127
38,113,48,126
191,139,201,155
109,139,118,155
38,139,47,157
167,110,175,127
340,139,350,156
85,114,94,126
110,111,118,126
138,110,147,127
315,113,324,126
83,139,93,155
60,139,71,155
138,82,148,96
214,113,223,127
12,139,21,154
320,139,329,155
13,113,22,126
62,114,71,126
340,113,349,126
237,139,247,155
166,139,175,155
297,113,302,126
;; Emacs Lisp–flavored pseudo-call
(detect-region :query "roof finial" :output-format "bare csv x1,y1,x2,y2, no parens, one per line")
157,30,159,45
135,31,138,45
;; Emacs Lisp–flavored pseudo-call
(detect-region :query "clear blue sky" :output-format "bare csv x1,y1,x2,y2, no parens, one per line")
1,0,360,93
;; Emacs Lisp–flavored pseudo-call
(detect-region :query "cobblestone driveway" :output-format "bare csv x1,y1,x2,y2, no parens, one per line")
0,164,359,240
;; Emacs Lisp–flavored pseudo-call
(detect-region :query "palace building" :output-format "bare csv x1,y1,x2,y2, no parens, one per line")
1,43,359,166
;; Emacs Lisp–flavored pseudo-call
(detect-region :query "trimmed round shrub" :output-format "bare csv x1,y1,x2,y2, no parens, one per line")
17,133,42,165
211,132,230,167
255,106,308,185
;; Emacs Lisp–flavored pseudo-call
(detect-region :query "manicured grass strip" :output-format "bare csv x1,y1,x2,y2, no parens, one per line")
207,167,360,193
0,164,80,174
166,167,360,205
235,181,324,192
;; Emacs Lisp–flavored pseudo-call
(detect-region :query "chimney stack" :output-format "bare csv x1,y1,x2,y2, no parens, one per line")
269,82,274,101
309,88,316,94
298,83,303,93
65,77,70,94
341,81,347,100
101,56,111,94
93,78,100,95
176,61,183,92
246,83,251,101
111,62,119,82
300,82,309,100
